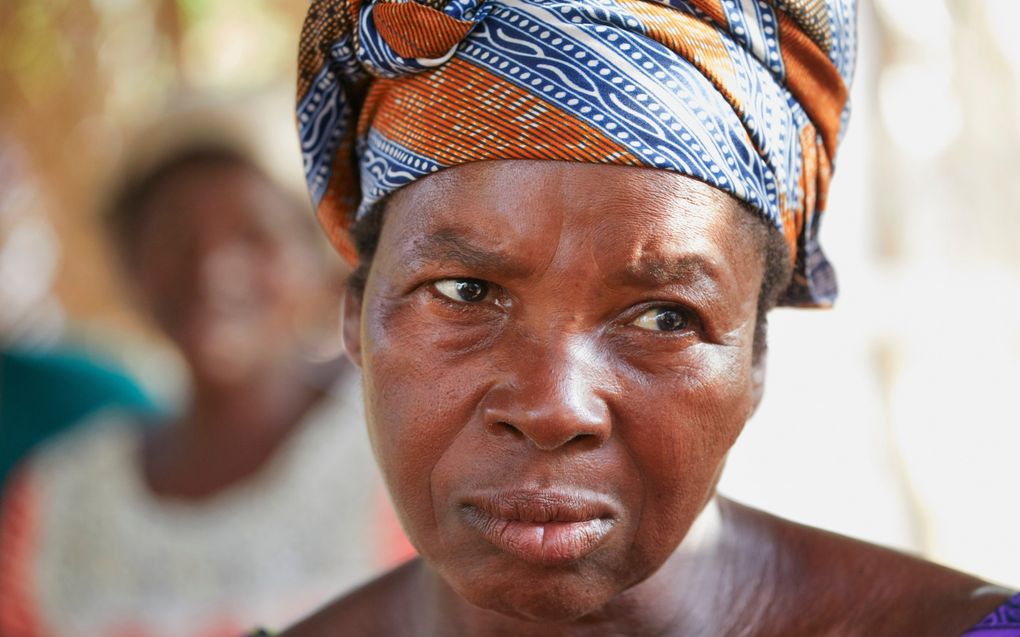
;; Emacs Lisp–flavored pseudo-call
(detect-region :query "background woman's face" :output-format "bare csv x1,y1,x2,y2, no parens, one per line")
131,163,322,386
347,161,767,621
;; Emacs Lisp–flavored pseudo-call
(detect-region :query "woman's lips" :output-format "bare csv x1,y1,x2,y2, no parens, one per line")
460,489,617,566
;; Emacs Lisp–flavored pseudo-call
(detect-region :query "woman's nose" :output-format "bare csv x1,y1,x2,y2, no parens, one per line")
197,242,251,297
480,336,612,451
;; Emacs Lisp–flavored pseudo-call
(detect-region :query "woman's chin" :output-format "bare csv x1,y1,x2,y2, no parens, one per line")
183,334,264,388
190,352,257,388
465,585,606,623
446,562,623,624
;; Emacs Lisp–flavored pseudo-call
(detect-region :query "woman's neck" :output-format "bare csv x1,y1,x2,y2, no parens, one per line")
187,361,309,438
141,357,340,501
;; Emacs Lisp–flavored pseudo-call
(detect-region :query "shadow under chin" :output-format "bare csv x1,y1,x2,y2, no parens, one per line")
453,568,625,625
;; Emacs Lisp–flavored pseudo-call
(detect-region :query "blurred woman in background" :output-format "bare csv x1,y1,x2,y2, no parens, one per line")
0,108,410,637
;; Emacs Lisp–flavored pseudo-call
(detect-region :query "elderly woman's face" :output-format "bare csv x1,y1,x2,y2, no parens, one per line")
345,161,766,621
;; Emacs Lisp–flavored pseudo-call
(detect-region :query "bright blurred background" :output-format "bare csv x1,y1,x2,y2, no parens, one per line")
1,0,1017,589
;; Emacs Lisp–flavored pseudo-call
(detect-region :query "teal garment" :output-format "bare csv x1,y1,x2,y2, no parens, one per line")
0,346,158,486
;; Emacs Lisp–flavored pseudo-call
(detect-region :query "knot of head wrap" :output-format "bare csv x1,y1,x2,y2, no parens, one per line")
362,0,493,73
297,0,856,306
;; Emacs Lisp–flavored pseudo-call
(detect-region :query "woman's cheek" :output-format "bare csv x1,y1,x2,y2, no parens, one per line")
624,344,752,541
625,342,751,446
363,294,491,542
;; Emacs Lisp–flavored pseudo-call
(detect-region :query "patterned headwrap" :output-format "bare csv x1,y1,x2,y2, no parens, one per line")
297,0,856,306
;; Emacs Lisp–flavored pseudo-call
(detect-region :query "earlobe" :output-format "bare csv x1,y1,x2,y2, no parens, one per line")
341,287,364,368
749,356,766,419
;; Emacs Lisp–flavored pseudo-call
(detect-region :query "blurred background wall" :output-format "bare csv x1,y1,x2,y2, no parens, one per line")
721,0,1020,587
1,0,1017,586
0,0,306,351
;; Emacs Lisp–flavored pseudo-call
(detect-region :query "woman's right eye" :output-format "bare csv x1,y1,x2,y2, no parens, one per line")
433,278,492,304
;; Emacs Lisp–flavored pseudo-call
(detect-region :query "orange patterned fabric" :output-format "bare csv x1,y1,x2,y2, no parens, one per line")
372,2,476,59
366,59,642,166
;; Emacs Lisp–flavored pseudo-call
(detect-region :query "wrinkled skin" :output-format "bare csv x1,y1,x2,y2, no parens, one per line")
287,161,1009,637
349,161,762,620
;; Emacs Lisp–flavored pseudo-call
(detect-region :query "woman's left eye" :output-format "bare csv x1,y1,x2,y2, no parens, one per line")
631,307,690,332
433,278,492,303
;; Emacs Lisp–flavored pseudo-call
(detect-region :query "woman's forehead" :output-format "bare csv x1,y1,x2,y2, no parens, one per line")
383,161,754,261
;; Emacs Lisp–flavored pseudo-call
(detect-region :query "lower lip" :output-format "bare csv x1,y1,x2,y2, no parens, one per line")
463,507,615,566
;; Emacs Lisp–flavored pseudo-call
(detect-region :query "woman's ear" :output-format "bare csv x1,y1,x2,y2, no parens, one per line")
341,287,364,368
749,355,766,419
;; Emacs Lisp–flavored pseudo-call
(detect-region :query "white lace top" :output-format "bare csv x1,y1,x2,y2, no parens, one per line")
0,375,406,637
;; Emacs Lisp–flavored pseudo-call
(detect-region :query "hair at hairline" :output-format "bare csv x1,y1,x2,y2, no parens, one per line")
102,144,320,270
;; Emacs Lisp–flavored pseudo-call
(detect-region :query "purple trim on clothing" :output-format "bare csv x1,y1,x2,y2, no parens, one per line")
962,593,1020,636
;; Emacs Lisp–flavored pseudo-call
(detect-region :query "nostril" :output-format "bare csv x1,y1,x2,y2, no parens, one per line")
492,421,525,439
568,432,600,448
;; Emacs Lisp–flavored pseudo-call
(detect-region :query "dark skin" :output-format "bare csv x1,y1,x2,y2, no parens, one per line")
284,161,1010,636
127,162,343,499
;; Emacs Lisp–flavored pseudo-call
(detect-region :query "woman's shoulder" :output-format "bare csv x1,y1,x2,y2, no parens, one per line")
726,500,1015,637
278,559,423,637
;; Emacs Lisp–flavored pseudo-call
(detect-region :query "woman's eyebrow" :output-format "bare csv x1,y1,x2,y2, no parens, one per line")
617,255,724,293
406,230,531,277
